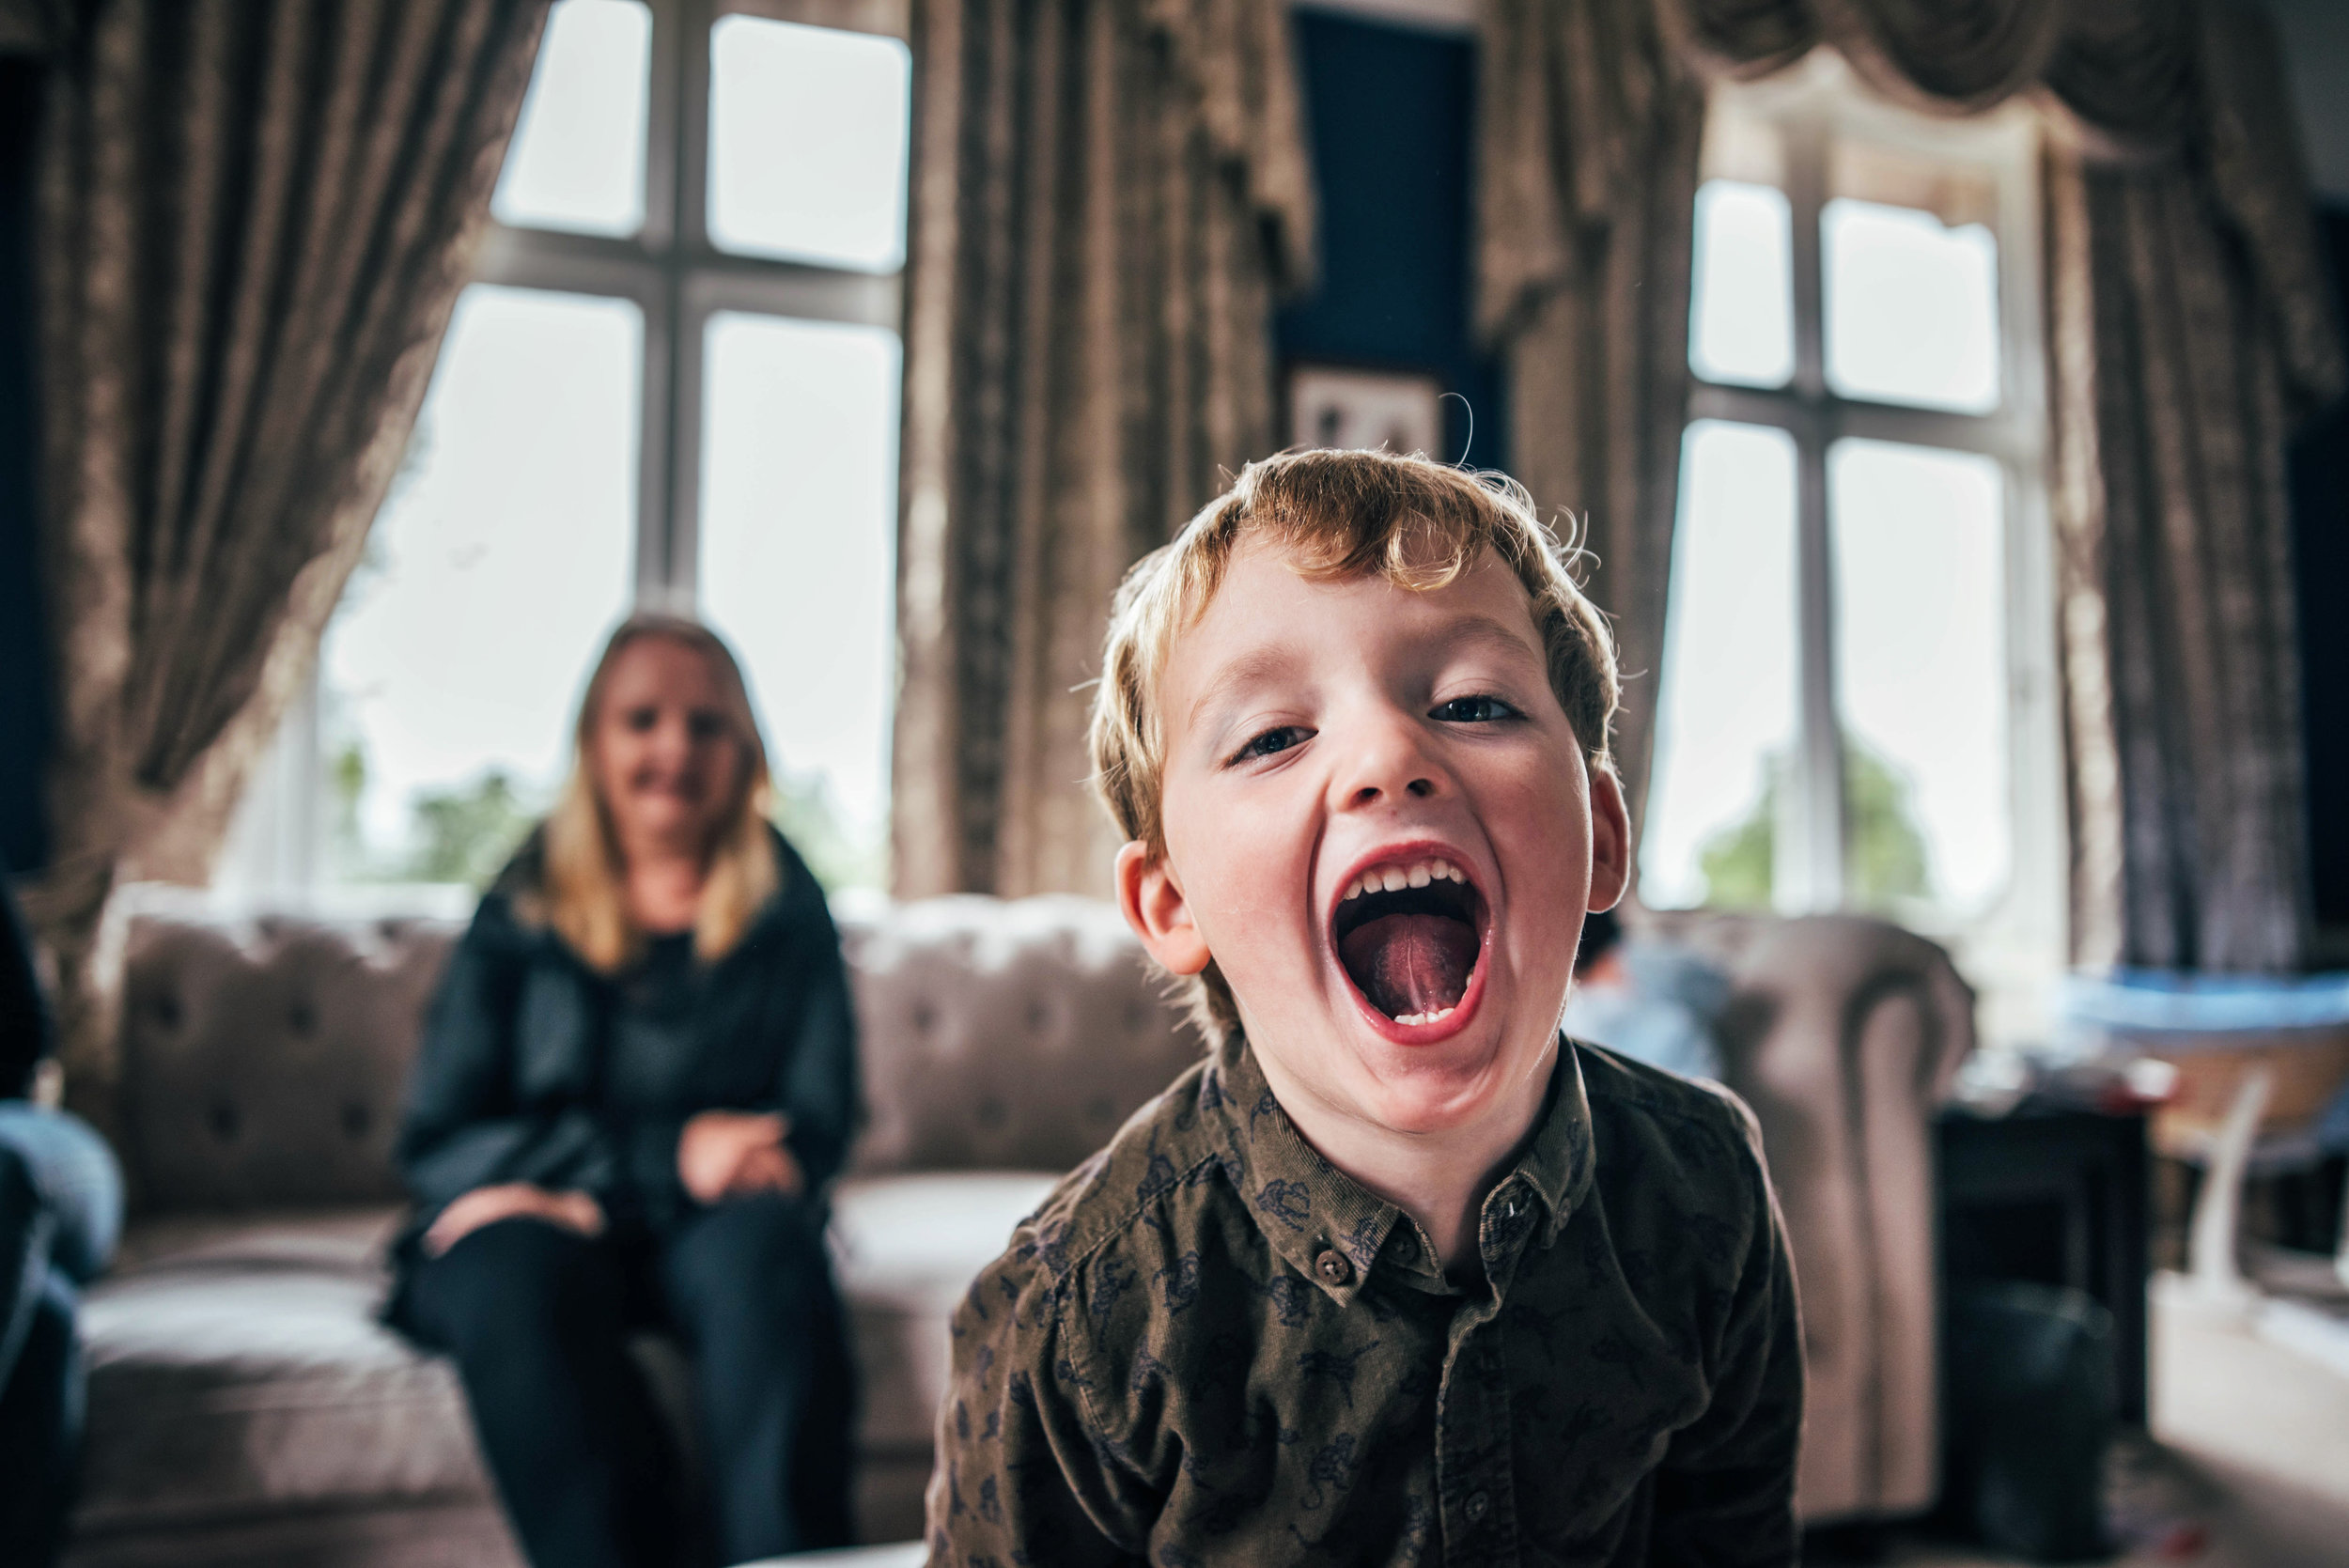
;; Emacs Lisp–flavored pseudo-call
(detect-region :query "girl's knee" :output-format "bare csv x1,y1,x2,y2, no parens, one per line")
413,1218,618,1349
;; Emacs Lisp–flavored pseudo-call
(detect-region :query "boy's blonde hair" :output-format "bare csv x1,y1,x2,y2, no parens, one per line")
1088,447,1619,1041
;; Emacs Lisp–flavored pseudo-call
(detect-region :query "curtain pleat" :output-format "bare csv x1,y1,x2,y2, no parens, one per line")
1476,0,1722,862
24,0,549,1112
2045,2,2339,969
1485,0,2342,970
893,0,1312,900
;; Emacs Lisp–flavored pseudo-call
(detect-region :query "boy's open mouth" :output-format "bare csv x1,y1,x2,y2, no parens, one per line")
1331,852,1487,1030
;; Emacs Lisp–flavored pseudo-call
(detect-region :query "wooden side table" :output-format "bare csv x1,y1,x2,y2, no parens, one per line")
1937,1107,2152,1422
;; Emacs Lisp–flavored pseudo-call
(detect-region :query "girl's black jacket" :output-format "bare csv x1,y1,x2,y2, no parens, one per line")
388,824,860,1281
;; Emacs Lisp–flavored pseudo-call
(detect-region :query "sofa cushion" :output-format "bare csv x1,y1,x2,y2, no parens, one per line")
77,1209,488,1536
78,1175,1059,1536
116,908,458,1212
840,896,1202,1175
109,893,1197,1207
829,1172,1062,1451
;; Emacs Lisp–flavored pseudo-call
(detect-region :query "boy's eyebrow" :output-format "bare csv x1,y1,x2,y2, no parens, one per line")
1185,644,1307,736
1182,610,1545,737
1442,612,1549,665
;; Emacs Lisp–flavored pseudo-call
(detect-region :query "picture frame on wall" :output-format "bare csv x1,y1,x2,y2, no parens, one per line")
1287,365,1446,458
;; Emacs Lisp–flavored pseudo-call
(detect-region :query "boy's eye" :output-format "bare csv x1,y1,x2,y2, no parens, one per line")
1228,725,1311,766
624,706,660,732
1431,694,1520,723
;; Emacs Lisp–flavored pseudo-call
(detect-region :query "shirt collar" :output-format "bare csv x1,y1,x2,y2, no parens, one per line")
1206,1032,1597,1304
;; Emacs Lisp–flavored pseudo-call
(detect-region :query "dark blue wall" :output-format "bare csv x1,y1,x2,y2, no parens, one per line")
1277,8,1502,470
2292,203,2349,934
0,60,48,877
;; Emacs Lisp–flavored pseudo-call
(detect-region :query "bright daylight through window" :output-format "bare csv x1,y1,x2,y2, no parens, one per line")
1641,58,2061,1015
226,0,911,900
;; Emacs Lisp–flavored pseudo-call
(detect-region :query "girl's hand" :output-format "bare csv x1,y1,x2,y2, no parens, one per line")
424,1183,605,1256
677,1110,802,1203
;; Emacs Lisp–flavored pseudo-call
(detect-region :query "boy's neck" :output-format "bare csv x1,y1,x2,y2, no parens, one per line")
1248,1037,1559,1279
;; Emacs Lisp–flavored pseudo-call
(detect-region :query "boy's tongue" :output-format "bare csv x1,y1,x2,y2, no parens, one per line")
1339,911,1478,1019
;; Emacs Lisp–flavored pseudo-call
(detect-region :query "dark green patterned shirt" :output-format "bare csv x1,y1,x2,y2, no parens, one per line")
925,1031,1803,1566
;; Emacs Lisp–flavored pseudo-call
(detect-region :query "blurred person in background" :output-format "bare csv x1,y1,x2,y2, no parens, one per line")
386,614,861,1568
1562,907,1731,1083
0,877,123,1567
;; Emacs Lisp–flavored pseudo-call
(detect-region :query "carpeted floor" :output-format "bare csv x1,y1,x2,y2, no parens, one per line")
1880,1270,2349,1568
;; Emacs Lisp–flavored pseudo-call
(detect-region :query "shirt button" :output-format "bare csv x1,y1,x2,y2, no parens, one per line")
1466,1490,1490,1521
1314,1249,1354,1287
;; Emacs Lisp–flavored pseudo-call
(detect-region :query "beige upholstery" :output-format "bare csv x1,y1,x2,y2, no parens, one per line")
115,915,447,1211
841,895,1206,1175
73,894,1195,1564
1652,910,1974,1525
71,893,1968,1563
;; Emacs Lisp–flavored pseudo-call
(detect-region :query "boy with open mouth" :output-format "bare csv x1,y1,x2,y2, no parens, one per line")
926,449,1801,1564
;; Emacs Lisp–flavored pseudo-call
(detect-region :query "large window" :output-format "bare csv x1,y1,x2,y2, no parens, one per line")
225,0,910,897
1641,55,2062,1017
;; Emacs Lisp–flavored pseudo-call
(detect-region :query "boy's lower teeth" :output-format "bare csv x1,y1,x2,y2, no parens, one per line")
1392,1006,1455,1027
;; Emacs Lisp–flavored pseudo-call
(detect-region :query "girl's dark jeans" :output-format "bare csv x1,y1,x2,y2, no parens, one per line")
0,1103,123,1568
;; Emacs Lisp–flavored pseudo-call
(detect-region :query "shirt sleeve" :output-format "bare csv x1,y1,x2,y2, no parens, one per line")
771,862,861,1191
396,907,620,1215
926,1239,1155,1566
1648,1098,1805,1568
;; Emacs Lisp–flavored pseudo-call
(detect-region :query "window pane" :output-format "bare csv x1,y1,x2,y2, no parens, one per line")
1830,439,2009,917
1823,198,1999,412
708,17,911,271
1689,180,1796,388
492,0,652,237
1641,422,1799,909
322,286,641,883
698,312,901,891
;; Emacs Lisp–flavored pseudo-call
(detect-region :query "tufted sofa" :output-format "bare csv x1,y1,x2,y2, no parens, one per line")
65,893,1970,1565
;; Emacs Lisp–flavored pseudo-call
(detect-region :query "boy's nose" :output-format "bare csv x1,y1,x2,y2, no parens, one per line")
1331,713,1441,812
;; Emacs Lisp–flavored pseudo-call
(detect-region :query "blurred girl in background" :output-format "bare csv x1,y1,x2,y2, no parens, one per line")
389,614,860,1568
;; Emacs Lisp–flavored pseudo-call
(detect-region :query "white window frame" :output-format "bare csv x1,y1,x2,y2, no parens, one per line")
482,0,910,601
1680,56,2066,1017
222,0,910,901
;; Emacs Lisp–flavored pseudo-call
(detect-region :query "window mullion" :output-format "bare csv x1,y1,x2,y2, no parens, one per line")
1782,116,1845,912
663,0,716,602
1790,424,1844,913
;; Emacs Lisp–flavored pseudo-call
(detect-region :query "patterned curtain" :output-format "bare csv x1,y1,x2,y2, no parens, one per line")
2042,6,2344,970
17,0,551,1114
892,0,1315,901
1478,0,2343,970
1475,0,1706,857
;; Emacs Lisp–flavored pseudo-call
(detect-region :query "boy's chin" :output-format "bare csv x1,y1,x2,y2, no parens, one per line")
1338,1011,1548,1135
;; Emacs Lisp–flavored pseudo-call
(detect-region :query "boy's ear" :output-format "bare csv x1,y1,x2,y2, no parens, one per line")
1114,840,1213,976
1586,763,1631,915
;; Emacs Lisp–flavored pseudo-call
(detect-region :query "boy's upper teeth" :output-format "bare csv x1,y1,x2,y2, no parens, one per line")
1341,857,1468,901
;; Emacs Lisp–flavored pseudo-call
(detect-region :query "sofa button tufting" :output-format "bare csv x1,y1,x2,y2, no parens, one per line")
1314,1250,1352,1287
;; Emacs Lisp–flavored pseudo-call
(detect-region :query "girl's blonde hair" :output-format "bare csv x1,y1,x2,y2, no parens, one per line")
532,613,780,972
